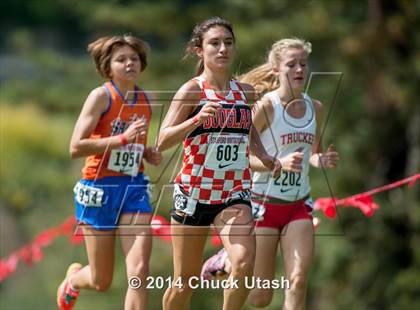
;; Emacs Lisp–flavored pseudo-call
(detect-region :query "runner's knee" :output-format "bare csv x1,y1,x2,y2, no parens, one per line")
248,289,274,308
126,260,149,279
91,276,113,292
230,250,255,275
169,276,195,297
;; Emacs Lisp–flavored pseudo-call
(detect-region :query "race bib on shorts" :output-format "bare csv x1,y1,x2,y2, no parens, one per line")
108,143,144,177
173,184,197,216
204,134,248,171
304,197,314,213
251,200,266,221
74,182,104,207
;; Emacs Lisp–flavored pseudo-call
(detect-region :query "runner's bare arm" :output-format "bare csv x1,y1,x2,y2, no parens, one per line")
69,87,146,158
157,80,220,151
309,99,325,167
241,82,281,176
309,100,339,168
249,95,275,172
252,95,274,134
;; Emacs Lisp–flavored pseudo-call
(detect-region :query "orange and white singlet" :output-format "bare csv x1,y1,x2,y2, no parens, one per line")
82,80,151,180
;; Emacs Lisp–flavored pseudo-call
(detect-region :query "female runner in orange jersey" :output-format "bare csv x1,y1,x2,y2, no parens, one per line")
57,35,161,310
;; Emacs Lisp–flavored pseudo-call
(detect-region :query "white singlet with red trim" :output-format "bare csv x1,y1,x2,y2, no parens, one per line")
252,90,316,201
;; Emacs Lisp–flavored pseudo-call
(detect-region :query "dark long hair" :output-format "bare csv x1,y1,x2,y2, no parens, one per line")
184,17,235,76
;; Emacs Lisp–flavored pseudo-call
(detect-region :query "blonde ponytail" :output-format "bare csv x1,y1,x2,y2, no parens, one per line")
238,63,279,96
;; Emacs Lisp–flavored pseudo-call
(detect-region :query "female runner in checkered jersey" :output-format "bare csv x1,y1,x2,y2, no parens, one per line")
201,38,340,309
157,17,281,310
57,35,162,310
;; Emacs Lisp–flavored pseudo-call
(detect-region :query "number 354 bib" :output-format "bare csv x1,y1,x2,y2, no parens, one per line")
204,133,248,171
108,143,144,177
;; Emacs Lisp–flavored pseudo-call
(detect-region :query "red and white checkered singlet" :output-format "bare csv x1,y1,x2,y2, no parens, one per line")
174,77,252,204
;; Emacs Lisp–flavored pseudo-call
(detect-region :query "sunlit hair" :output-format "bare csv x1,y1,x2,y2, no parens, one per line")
87,35,150,79
184,17,235,76
238,38,311,95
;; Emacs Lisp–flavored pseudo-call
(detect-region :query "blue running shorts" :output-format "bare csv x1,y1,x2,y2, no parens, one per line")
73,173,152,230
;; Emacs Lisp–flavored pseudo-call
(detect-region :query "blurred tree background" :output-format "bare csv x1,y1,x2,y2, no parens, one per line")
0,0,419,309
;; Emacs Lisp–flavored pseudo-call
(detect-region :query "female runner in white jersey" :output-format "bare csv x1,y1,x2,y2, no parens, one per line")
201,38,340,309
157,17,281,310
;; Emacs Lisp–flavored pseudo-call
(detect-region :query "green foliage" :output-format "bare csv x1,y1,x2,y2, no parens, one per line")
0,0,419,309
1,104,76,210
